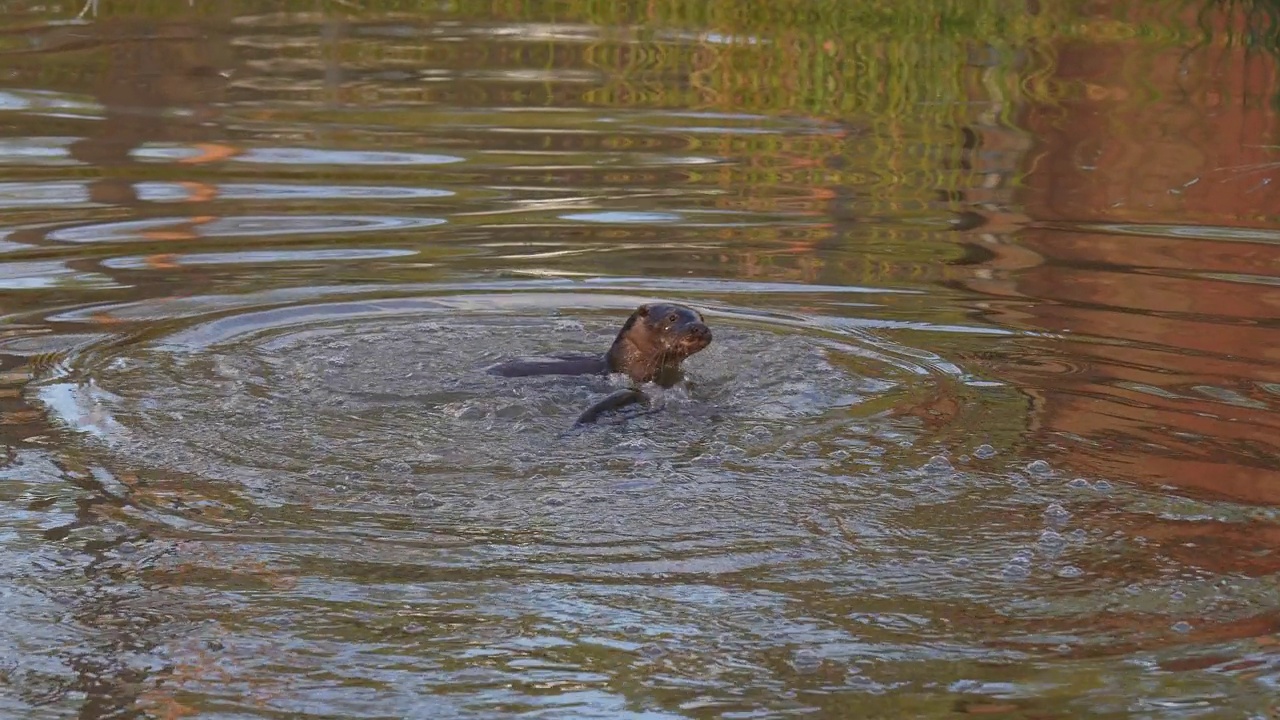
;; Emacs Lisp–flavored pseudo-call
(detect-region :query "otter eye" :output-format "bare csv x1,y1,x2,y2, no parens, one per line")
666,312,679,323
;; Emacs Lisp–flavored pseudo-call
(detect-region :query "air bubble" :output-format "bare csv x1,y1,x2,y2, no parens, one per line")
1026,459,1053,476
923,455,953,473
1056,565,1083,578
1093,480,1114,492
1171,621,1192,633
791,650,823,673
1038,530,1066,549
1002,564,1030,579
376,458,412,474
1067,478,1091,489
553,319,585,332
1043,503,1071,522
413,492,443,508
973,444,996,459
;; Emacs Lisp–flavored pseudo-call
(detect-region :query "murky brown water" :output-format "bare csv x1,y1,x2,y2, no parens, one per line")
2,1,1279,718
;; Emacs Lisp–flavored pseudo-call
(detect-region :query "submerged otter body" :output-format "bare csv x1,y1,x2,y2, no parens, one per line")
487,303,712,424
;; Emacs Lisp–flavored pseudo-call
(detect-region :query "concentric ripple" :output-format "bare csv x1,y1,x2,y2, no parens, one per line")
36,294,924,506
26,287,1267,702
26,289,1174,626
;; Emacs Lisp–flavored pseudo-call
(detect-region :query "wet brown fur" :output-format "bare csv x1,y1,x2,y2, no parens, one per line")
605,303,711,387
486,302,712,424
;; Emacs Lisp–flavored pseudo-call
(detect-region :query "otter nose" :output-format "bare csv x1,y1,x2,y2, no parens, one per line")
689,323,711,342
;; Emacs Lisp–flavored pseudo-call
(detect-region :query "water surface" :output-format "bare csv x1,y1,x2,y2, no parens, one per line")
2,1,1279,718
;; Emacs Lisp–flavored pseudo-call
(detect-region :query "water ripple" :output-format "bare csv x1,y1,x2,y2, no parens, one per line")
100,248,419,269
130,145,467,166
0,181,454,208
46,215,447,243
0,260,117,290
1,5,1275,717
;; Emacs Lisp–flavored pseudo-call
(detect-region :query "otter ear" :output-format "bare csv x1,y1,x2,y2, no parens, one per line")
635,304,650,317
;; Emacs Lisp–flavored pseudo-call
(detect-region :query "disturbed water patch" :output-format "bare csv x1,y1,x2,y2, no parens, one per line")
21,290,1146,599
32,293,922,503
17,292,1276,718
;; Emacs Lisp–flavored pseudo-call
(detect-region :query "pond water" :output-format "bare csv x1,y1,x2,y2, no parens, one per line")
1,1,1279,718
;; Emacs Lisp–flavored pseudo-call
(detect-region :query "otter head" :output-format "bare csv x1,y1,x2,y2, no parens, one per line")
604,302,712,386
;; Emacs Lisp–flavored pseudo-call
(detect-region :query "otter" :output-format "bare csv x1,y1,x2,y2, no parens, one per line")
487,303,712,425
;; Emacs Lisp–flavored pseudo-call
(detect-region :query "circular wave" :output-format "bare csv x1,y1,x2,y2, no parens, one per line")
20,290,1233,663
31,293,952,518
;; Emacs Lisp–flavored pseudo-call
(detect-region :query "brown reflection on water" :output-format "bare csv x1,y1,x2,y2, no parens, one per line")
960,1,1280,505
55,17,232,198
1023,1,1280,227
0,16,239,719
1,14,233,320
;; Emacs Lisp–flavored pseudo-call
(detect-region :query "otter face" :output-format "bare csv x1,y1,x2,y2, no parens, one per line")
636,302,712,359
606,302,713,385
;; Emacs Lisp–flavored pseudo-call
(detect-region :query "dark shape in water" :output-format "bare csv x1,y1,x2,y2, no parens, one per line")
488,303,713,425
